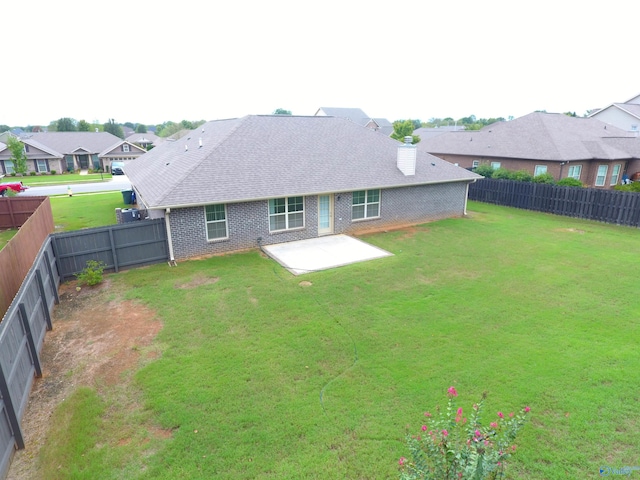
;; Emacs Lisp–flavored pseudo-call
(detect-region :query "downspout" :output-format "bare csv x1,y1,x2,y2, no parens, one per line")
464,179,476,215
164,208,176,266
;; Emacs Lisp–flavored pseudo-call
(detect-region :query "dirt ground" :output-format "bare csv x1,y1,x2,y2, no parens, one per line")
6,279,162,480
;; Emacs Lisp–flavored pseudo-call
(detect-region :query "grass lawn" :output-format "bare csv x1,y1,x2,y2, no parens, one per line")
19,173,113,187
50,192,127,231
0,228,17,247
40,202,640,479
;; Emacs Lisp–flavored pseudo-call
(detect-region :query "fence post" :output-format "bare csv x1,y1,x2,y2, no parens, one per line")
43,250,59,305
108,227,119,273
35,270,53,331
18,303,42,378
0,363,24,450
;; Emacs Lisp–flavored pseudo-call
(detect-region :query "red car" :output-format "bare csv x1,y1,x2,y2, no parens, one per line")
0,180,28,196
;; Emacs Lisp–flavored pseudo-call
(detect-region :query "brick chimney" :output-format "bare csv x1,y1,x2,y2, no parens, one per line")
397,136,416,176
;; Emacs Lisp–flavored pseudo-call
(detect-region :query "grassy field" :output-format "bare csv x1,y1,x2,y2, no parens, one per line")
20,173,113,186
50,192,126,231
39,202,640,479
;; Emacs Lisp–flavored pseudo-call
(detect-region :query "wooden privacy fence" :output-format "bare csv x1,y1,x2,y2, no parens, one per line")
0,237,59,479
0,197,45,230
468,179,640,227
0,197,54,318
52,219,169,280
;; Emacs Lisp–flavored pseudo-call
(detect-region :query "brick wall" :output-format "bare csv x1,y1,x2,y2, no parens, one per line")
169,182,470,260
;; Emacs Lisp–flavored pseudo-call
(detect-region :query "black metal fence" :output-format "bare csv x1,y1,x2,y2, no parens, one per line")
51,219,169,281
0,237,59,478
468,179,640,227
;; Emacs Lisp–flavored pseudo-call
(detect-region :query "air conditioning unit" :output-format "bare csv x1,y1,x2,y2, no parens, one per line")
121,208,140,223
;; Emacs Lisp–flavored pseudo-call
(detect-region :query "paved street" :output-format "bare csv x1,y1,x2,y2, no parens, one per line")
20,175,133,197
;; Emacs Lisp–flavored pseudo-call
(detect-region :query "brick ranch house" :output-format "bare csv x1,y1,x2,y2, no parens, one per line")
418,112,640,188
125,115,481,261
0,131,146,174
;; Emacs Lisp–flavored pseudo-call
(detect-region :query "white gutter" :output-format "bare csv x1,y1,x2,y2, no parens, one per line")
164,208,176,265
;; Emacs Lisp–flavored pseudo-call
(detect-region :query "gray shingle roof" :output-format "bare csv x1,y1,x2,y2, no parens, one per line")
316,107,372,127
125,115,480,209
419,112,639,161
19,132,125,156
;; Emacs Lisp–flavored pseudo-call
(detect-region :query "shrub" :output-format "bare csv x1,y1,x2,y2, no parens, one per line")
399,387,530,480
29,171,37,176
512,170,534,182
474,165,495,178
556,177,583,187
50,170,57,175
75,260,106,287
492,168,514,180
614,182,640,192
533,172,555,184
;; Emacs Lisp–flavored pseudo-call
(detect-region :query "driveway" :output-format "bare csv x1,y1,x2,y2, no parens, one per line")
20,175,133,196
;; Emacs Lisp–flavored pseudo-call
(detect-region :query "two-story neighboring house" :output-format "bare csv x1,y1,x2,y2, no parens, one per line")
588,93,640,133
0,131,146,174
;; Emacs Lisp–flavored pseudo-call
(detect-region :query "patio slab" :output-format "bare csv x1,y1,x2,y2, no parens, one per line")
262,234,393,275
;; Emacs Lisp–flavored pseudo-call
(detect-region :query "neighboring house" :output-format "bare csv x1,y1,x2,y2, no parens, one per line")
414,126,466,142
315,107,393,135
419,112,640,189
126,132,162,150
588,93,640,133
125,115,481,261
0,132,146,174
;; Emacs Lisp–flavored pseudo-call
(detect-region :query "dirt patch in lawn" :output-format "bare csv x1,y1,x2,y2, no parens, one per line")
7,279,163,480
175,274,219,289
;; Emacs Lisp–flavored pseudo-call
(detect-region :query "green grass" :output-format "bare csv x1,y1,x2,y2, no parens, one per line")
0,228,17,247
21,173,113,186
50,192,127,231
40,202,640,479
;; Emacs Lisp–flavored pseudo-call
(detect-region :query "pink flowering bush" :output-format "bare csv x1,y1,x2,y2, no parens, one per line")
399,387,530,479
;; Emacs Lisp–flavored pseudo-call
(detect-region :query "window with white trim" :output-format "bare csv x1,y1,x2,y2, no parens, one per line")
36,159,47,173
205,204,228,240
567,165,581,180
472,160,479,168
491,162,501,170
534,165,547,176
632,124,638,131
610,164,621,185
122,144,130,152
595,165,608,186
352,189,380,220
269,197,304,232
4,161,14,174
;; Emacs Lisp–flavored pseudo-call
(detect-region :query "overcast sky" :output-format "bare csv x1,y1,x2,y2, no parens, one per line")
3,0,637,127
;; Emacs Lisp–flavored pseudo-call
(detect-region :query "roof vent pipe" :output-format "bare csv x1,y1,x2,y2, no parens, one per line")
397,136,416,176
199,137,203,148
185,144,188,152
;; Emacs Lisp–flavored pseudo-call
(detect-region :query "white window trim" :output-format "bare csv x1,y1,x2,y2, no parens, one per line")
204,204,229,241
534,165,547,176
122,144,130,152
490,162,501,170
268,197,305,232
352,189,381,221
36,159,47,173
567,165,581,180
4,160,14,174
472,160,479,168
610,164,621,185
595,165,608,187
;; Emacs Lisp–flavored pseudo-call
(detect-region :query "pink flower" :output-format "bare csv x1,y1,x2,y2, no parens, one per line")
457,407,463,415
497,411,504,419
524,406,531,413
490,422,498,428
424,412,432,417
442,429,449,437
422,425,427,431
399,457,406,466
447,386,458,397
509,412,514,418
475,429,482,437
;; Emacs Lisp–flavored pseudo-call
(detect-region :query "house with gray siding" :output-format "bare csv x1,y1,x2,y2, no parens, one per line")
124,115,481,261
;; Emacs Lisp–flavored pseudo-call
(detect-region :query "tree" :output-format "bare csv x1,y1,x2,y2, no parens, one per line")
77,120,91,132
103,119,124,139
7,137,28,174
272,108,292,115
0,125,10,133
391,120,420,144
135,124,147,133
56,117,77,131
